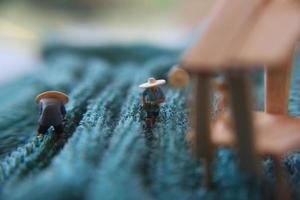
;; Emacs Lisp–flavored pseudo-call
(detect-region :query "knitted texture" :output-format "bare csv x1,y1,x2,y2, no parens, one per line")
0,45,299,200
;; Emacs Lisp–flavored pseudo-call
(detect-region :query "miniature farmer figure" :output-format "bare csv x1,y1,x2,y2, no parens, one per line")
35,91,69,139
139,77,166,128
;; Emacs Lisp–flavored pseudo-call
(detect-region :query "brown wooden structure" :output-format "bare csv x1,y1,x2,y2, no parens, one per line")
182,0,300,196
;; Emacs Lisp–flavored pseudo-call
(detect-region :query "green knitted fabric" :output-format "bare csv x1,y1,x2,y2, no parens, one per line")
0,44,299,200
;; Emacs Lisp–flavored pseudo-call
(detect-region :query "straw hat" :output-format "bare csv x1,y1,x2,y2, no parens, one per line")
35,91,69,104
139,77,166,88
168,65,190,88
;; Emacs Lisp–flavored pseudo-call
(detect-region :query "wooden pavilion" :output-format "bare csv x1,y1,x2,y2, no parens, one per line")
182,0,300,198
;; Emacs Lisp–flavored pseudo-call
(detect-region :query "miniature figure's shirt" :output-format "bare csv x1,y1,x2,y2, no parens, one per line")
142,87,165,112
38,98,66,126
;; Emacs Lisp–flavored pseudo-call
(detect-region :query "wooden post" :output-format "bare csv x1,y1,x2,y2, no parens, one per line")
194,72,214,187
226,70,260,174
272,156,291,200
265,48,295,115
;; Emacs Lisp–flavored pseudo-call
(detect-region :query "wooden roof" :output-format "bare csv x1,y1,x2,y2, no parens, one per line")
211,112,300,155
182,0,300,71
236,0,300,66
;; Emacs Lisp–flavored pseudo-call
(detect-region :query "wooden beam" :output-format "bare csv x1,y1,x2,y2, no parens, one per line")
226,70,259,174
194,73,214,187
265,47,295,115
272,156,291,200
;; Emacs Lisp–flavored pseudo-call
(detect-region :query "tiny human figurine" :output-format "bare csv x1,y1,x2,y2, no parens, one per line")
139,77,166,128
213,79,231,125
35,91,69,139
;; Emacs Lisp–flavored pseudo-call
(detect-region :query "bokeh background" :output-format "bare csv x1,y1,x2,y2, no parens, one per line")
1,1,300,200
0,0,215,84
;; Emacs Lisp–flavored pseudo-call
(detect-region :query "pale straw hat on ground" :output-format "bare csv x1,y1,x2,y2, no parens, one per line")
139,77,166,88
35,91,69,104
167,65,190,88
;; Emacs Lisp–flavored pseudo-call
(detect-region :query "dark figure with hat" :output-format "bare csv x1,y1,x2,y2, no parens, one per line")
35,91,69,139
139,77,166,128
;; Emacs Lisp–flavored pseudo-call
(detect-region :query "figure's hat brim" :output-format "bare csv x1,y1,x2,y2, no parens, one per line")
139,79,166,88
35,91,69,104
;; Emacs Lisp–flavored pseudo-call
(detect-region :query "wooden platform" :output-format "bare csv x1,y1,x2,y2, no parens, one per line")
182,0,300,70
182,0,265,70
212,112,300,155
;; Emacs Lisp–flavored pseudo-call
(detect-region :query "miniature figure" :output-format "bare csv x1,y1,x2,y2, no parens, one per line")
213,79,231,126
139,77,166,128
35,91,69,139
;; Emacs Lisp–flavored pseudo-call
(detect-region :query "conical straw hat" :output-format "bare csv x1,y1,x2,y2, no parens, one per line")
35,91,69,104
139,77,166,88
168,66,190,88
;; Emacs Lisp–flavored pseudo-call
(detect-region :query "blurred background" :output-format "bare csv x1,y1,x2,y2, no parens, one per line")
0,0,215,84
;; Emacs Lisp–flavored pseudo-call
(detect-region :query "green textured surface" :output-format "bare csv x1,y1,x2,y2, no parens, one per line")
0,45,299,200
